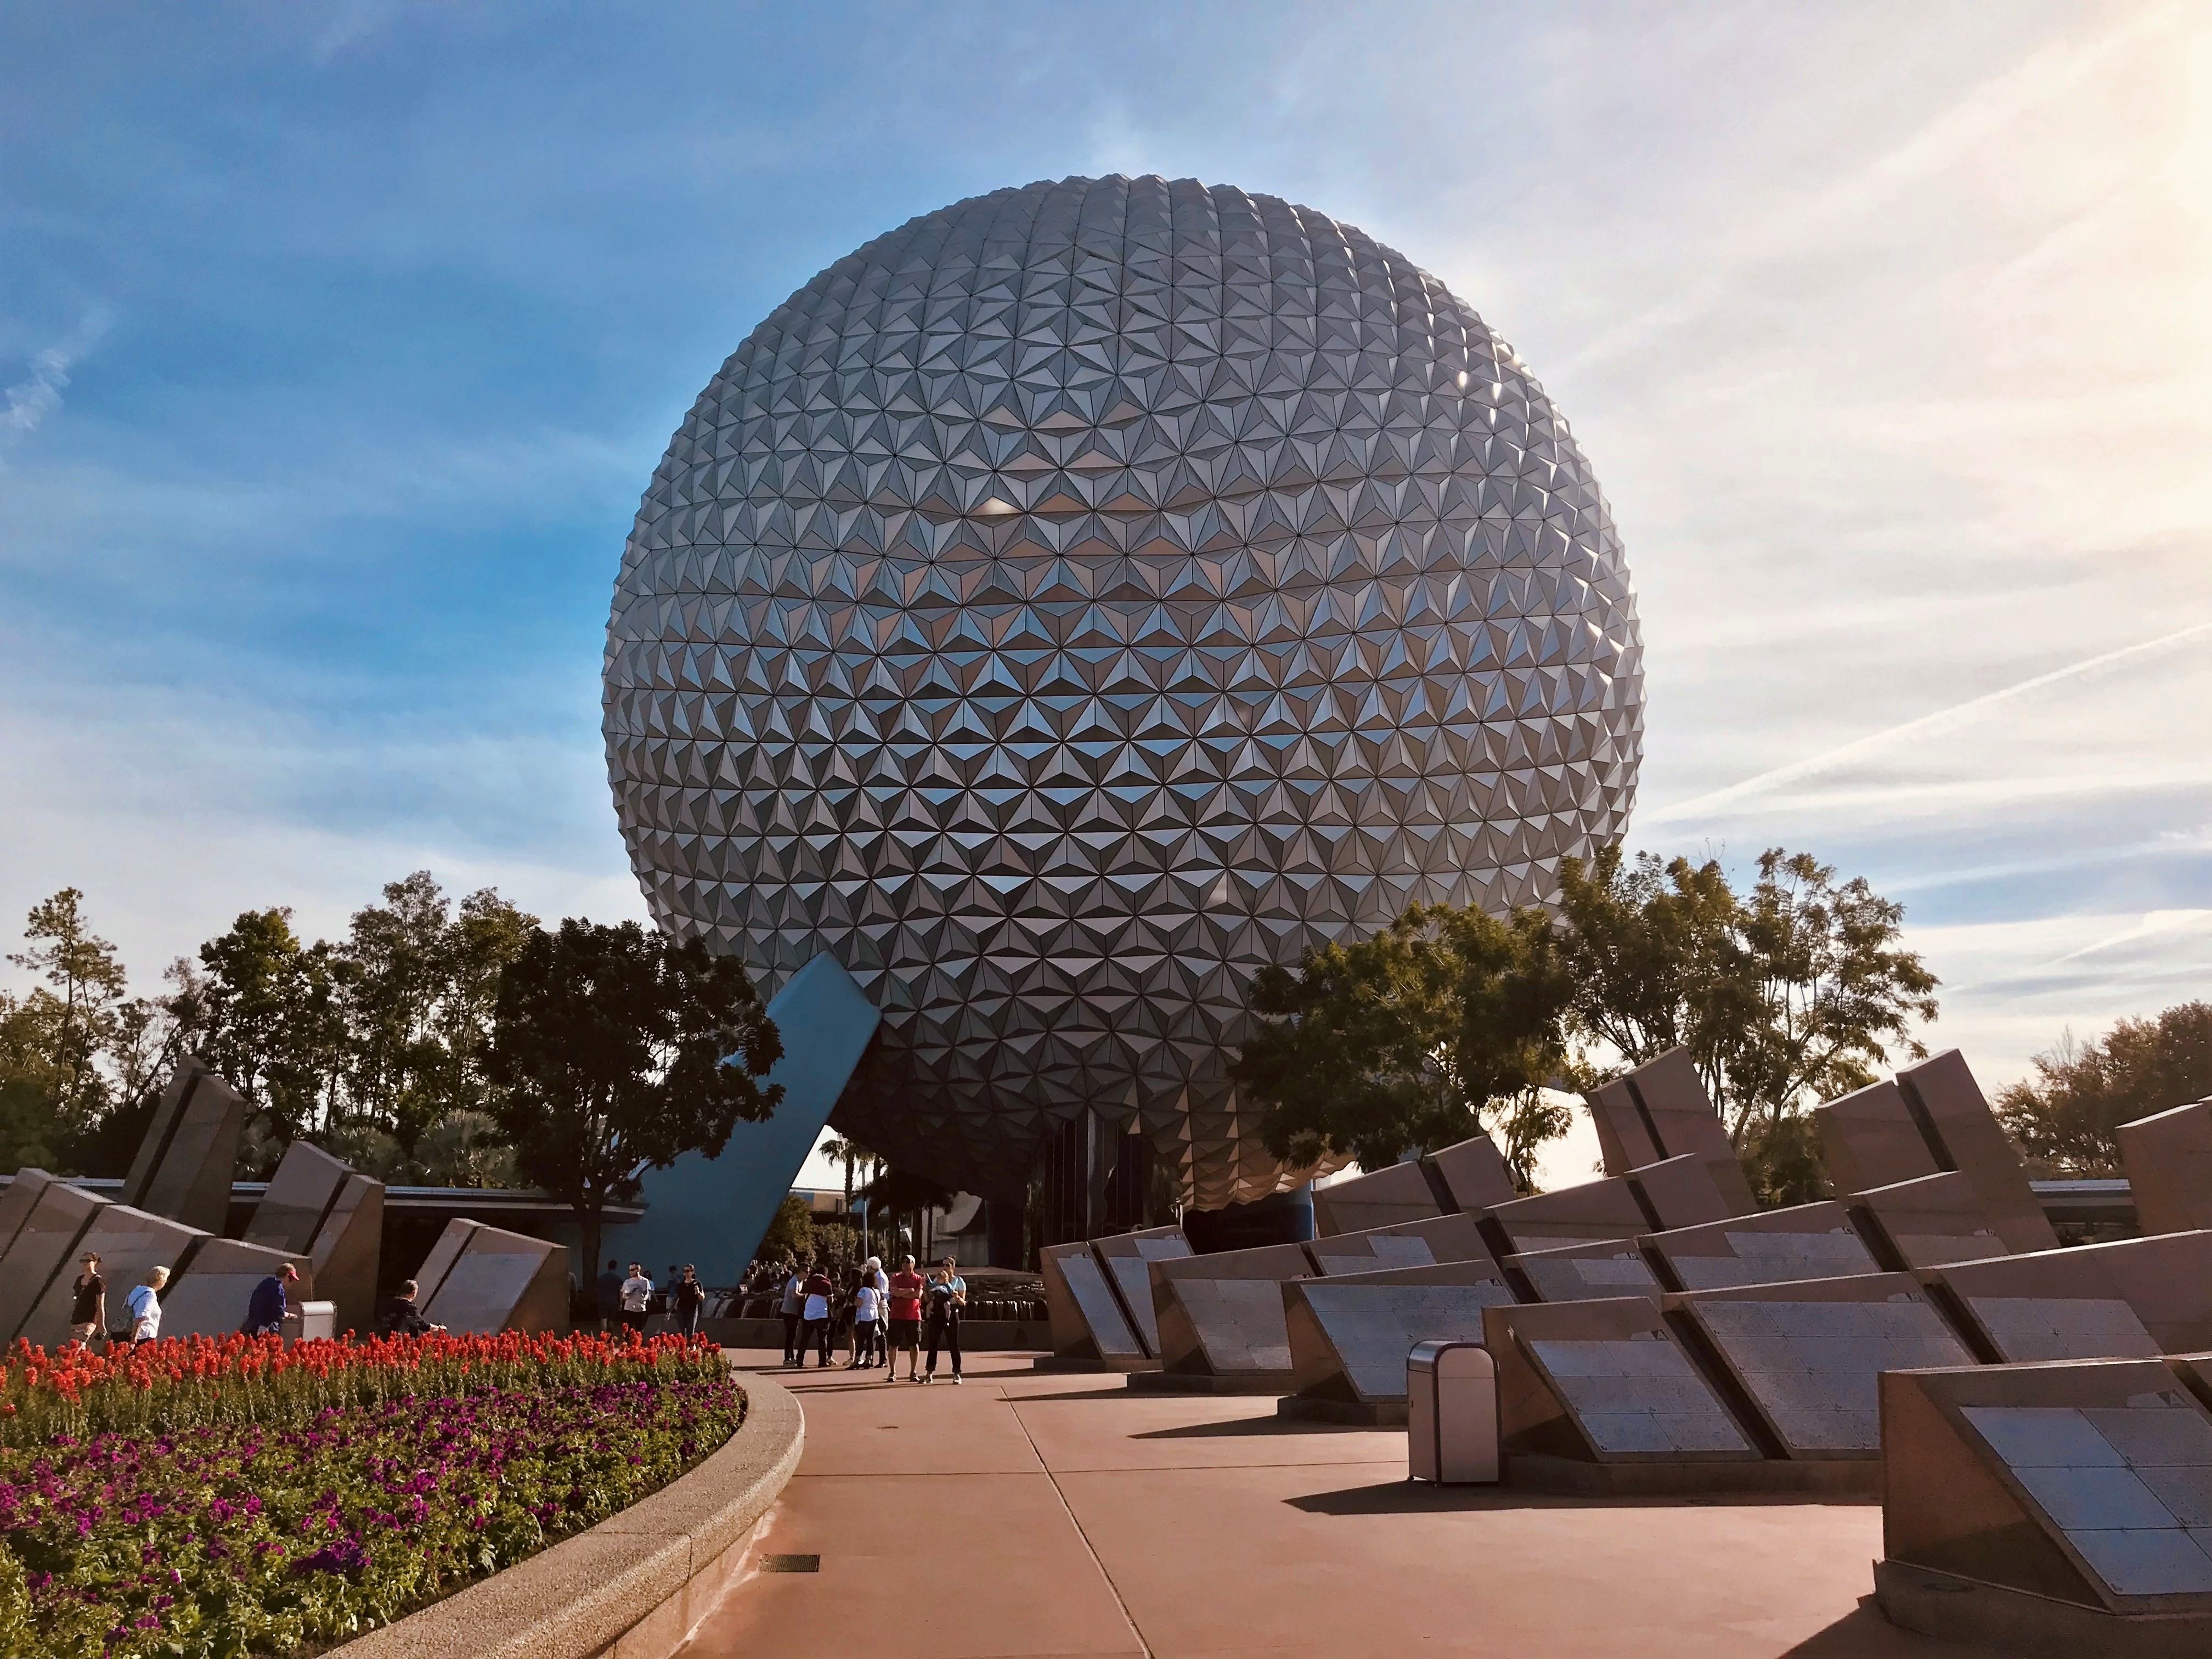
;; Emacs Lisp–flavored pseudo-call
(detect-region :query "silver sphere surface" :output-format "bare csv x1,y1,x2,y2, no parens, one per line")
604,174,1643,1208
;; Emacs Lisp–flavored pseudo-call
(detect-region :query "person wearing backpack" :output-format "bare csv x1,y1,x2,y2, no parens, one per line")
778,1262,805,1365
921,1257,967,1384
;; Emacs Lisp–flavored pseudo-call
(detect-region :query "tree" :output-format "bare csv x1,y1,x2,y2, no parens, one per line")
8,889,129,1122
755,1193,816,1268
334,873,537,1164
1231,902,1576,1188
184,909,345,1146
1556,845,1939,1205
483,919,783,1311
821,1134,870,1212
1996,1003,2212,1175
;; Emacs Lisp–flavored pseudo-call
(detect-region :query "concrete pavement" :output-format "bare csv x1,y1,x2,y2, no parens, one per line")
679,1351,2004,1659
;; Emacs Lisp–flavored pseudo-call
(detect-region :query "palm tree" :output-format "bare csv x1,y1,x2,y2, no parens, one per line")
822,1134,870,1216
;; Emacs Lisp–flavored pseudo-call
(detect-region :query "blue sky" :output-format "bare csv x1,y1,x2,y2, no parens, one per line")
4,0,2209,1136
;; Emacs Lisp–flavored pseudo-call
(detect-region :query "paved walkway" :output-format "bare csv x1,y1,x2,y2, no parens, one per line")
680,1351,2002,1659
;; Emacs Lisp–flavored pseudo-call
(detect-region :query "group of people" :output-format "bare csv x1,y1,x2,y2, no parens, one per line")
596,1259,711,1338
60,1250,442,1348
774,1252,967,1383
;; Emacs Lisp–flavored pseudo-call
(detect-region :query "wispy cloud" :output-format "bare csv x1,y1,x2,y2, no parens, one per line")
1644,620,2212,826
1,311,112,454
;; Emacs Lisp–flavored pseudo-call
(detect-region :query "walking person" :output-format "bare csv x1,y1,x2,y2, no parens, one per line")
921,1256,967,1384
670,1265,708,1341
885,1254,924,1381
619,1262,654,1337
243,1261,300,1337
125,1266,167,1347
67,1251,105,1350
800,1260,835,1367
778,1261,805,1367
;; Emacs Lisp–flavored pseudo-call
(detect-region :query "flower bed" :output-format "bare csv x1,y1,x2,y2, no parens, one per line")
0,1330,743,1659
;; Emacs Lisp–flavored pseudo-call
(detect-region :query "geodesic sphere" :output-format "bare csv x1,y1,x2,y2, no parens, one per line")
603,174,1643,1209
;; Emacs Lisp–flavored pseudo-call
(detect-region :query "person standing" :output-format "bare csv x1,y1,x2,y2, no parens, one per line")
670,1265,708,1341
864,1255,890,1368
800,1260,835,1367
778,1261,805,1367
68,1251,105,1350
847,1271,881,1369
885,1254,924,1381
921,1256,966,1384
619,1262,654,1337
126,1266,168,1346
244,1261,300,1337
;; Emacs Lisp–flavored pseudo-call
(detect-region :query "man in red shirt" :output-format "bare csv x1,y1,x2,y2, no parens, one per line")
884,1254,926,1382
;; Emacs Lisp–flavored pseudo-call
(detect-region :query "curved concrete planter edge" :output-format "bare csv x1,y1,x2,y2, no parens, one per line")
333,1365,803,1659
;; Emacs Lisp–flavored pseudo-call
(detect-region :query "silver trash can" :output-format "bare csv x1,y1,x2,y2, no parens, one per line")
296,1300,337,1342
1408,1339,1498,1484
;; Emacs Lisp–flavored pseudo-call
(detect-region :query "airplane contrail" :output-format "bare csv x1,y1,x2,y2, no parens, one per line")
1641,618,2212,827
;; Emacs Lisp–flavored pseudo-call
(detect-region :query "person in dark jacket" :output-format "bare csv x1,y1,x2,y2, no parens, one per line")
243,1262,300,1337
670,1265,708,1340
379,1278,444,1338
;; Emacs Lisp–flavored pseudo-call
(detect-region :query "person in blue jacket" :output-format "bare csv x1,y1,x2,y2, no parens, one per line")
244,1261,301,1337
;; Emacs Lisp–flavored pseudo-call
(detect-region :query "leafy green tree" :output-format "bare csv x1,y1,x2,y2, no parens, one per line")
484,919,783,1310
1995,1003,2212,1175
334,873,537,1164
1231,902,1575,1188
1556,845,1939,1204
182,909,346,1146
8,889,129,1121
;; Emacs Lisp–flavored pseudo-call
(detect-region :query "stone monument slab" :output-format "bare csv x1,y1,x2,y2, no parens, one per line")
1149,1241,1313,1379
1508,1238,1665,1305
1672,1273,1974,1457
245,1142,385,1338
1626,1152,1736,1231
2120,1100,2212,1238
1311,1160,1443,1236
1092,1226,1190,1359
1425,1131,1518,1212
1042,1238,1146,1367
1815,1079,1937,1196
123,1058,246,1235
416,1220,568,1335
1305,1212,1494,1277
1898,1050,2057,1255
1589,1048,1758,1215
1485,1296,1759,1464
1851,1170,2009,1271
1878,1356,2212,1640
0,1176,111,1344
1284,1259,1519,1413
1642,1201,1881,1293
1481,1175,1653,1257
1933,1233,2212,1358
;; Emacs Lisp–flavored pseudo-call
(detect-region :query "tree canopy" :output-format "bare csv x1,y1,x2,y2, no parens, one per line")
483,918,783,1307
1229,901,1573,1189
1232,844,1941,1205
1555,845,1939,1204
1995,1002,2212,1175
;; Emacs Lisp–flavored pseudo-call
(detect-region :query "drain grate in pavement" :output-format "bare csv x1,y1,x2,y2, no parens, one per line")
759,1554,820,1573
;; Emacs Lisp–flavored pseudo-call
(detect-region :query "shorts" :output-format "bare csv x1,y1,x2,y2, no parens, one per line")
887,1321,919,1351
69,1322,98,1342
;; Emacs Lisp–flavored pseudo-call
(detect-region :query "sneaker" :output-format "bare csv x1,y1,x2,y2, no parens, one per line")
952,1375,963,1385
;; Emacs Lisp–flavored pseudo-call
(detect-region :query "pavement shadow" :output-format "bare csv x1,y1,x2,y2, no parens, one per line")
1131,1414,1361,1441
1006,1386,1142,1403
1774,1596,2007,1657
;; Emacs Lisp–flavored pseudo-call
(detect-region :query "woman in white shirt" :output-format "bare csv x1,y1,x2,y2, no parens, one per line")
127,1266,169,1345
847,1275,882,1370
